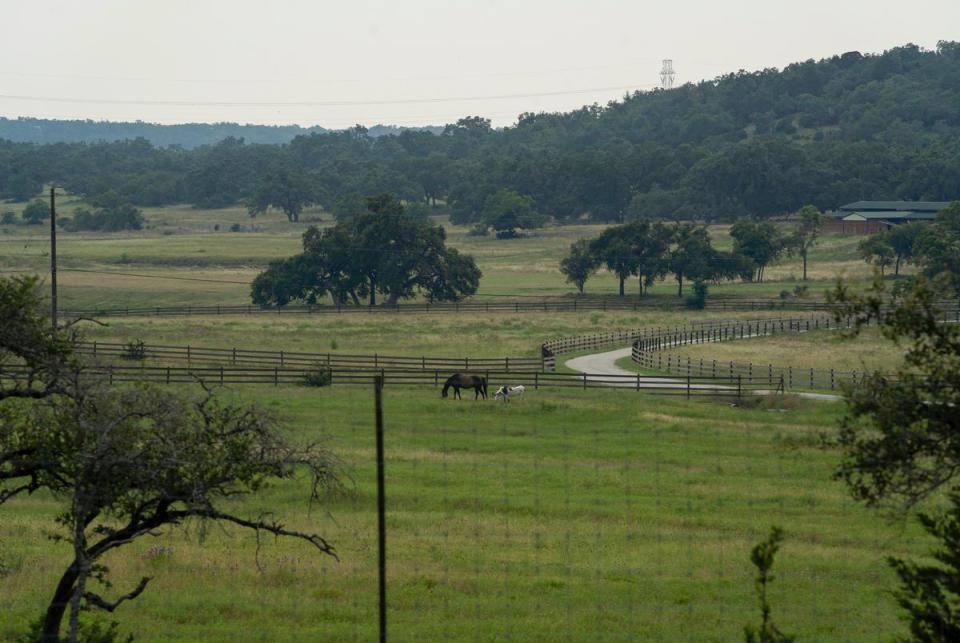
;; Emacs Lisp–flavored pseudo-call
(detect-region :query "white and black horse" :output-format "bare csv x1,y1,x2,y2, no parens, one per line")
494,384,525,402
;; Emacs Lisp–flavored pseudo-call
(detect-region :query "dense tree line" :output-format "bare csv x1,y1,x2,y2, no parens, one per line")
1,43,959,221
0,117,443,149
562,212,824,297
251,194,481,306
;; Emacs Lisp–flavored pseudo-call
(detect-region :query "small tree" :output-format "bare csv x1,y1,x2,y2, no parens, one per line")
560,239,599,294
858,234,895,276
1,380,339,642
790,205,821,281
744,527,794,643
0,275,340,641
731,217,785,282
887,492,960,641
481,189,548,239
590,231,637,297
22,199,49,225
669,223,714,297
913,201,960,295
248,168,316,222
828,274,960,635
885,223,922,277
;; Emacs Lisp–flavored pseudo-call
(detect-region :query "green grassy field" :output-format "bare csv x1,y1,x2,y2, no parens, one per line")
0,203,889,309
0,203,919,640
79,309,797,359
668,327,904,372
0,385,923,641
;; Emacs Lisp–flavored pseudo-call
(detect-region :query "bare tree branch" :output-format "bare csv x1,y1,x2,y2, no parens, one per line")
83,577,152,612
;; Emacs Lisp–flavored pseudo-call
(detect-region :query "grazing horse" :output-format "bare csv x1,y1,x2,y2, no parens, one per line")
441,373,487,400
494,385,526,402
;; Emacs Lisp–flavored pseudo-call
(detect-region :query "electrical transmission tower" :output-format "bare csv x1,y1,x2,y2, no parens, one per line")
660,59,675,90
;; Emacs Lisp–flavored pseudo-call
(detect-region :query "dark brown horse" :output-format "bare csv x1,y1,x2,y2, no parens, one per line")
441,373,488,400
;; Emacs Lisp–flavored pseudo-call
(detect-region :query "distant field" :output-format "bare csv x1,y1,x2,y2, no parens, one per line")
79,309,794,359
0,385,923,641
0,202,892,309
668,326,904,372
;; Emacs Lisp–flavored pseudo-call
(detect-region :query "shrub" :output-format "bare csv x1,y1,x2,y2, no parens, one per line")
229,223,243,232
121,339,146,361
22,199,48,224
686,281,708,309
301,364,332,387
1,211,16,225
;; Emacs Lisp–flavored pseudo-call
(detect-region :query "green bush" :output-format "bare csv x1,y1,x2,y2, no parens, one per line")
121,339,146,361
301,364,332,387
686,281,708,309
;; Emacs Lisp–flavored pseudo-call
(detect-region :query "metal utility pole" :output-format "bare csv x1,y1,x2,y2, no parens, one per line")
49,185,57,328
660,59,675,90
374,375,387,642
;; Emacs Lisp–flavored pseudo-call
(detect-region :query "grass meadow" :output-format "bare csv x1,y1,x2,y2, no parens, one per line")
0,385,924,641
0,202,890,309
668,327,904,373
0,201,920,640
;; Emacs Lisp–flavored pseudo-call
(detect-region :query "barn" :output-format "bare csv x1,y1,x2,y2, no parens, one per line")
823,200,949,234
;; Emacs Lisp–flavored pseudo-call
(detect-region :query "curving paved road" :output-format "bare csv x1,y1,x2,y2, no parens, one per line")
565,347,841,400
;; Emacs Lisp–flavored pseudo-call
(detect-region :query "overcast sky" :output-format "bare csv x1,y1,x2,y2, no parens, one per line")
1,0,957,129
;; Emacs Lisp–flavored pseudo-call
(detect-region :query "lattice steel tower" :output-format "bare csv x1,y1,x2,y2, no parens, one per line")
660,59,675,90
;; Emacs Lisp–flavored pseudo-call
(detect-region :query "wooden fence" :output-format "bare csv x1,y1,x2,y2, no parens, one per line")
60,297,843,319
630,307,960,390
4,363,760,398
76,341,542,372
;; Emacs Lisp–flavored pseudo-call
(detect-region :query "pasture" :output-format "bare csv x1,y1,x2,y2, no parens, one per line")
0,202,888,309
0,201,919,640
0,385,922,641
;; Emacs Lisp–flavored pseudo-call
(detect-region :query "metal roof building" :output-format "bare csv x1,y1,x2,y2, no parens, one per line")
826,201,950,234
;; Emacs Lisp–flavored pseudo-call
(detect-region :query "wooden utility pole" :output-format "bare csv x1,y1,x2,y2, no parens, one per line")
374,375,387,642
49,185,57,328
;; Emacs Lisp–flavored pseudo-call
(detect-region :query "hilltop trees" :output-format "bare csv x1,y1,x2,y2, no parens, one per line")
252,194,480,307
3,44,960,221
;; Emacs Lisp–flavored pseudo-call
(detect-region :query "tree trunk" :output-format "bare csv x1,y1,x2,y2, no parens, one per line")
802,253,808,281
895,256,901,276
349,290,361,307
386,292,400,306
618,276,625,297
677,273,684,297
42,562,80,642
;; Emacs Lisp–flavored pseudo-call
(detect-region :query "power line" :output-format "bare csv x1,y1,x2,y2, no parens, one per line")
0,83,655,109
